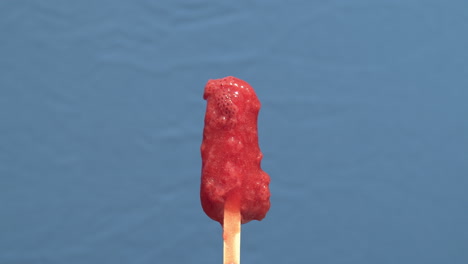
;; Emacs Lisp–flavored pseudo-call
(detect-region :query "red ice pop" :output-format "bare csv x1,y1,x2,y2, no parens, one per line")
200,76,271,225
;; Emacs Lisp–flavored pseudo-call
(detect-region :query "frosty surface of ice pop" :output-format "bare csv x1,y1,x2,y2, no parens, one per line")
200,76,270,225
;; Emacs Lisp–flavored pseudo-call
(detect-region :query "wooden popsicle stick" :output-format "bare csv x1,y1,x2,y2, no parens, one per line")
223,192,241,264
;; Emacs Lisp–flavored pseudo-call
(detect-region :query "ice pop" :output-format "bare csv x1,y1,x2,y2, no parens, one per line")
200,76,271,225
200,76,270,264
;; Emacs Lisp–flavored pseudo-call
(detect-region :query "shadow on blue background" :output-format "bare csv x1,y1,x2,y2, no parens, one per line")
1,1,467,263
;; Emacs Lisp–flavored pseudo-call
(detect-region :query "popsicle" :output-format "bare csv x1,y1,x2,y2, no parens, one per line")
200,76,271,264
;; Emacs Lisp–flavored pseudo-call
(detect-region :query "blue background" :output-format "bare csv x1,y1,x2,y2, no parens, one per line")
1,1,467,263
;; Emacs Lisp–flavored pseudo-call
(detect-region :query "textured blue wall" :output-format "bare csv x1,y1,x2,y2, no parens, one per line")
1,1,467,263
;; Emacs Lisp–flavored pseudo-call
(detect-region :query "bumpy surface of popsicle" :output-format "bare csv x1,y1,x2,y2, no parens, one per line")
200,76,270,225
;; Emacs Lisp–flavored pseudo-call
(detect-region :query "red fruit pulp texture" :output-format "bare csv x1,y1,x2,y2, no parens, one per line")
200,76,271,225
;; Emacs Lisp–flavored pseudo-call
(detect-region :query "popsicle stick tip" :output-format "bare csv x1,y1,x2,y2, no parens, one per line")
223,194,241,264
